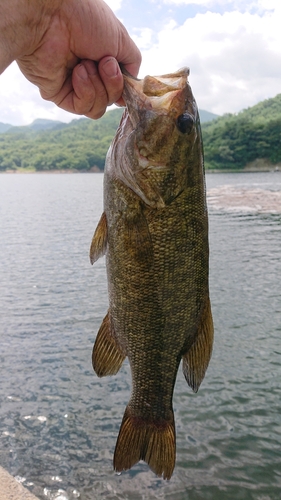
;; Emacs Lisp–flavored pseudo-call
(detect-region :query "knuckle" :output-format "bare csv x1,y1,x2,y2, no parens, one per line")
39,88,56,102
73,97,94,115
86,109,106,120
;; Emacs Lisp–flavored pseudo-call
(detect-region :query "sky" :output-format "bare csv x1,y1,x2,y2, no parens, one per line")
0,0,280,125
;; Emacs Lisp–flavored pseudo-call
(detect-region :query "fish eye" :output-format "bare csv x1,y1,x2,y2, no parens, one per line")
176,113,194,134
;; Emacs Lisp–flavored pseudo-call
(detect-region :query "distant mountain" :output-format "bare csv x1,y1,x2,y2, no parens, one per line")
27,118,66,131
4,118,70,135
0,107,221,173
0,112,122,172
0,118,66,135
0,122,12,133
199,109,219,123
4,93,280,173
0,108,218,136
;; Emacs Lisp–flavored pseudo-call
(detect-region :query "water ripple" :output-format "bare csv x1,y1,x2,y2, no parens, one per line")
0,173,281,499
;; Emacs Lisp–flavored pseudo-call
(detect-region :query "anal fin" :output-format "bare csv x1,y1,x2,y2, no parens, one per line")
92,311,126,377
90,211,108,264
182,295,214,393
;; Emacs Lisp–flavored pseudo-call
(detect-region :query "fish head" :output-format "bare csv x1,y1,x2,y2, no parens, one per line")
109,68,203,208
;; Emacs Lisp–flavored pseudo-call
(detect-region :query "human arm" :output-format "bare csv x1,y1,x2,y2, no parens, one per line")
0,0,141,118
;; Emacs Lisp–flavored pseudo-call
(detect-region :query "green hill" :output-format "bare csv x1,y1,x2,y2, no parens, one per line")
199,109,219,123
0,118,66,134
202,94,281,170
0,122,12,134
0,110,123,172
26,118,65,132
0,106,218,173
0,108,218,137
1,94,280,173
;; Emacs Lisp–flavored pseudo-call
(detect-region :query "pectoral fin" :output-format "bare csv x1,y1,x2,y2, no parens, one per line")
92,311,126,377
89,212,108,264
182,295,214,393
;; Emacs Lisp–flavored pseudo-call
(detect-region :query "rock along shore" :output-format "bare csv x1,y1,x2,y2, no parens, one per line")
0,467,39,500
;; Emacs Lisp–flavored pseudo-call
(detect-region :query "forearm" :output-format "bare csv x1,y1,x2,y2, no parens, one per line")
0,0,59,74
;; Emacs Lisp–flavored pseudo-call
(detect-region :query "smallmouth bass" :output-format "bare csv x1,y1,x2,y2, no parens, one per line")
90,68,214,480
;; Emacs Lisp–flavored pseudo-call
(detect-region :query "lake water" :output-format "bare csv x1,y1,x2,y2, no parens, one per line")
0,172,281,500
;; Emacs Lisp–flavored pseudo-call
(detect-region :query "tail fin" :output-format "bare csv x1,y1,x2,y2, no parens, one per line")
113,407,175,480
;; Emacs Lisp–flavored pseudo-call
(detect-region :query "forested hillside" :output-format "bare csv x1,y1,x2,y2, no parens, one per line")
0,107,218,172
1,93,281,172
202,94,281,169
0,110,123,172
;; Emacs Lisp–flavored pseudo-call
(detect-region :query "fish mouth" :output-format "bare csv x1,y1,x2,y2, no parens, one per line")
122,67,191,116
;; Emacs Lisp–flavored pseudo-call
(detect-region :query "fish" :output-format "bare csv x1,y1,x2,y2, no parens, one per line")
89,67,214,480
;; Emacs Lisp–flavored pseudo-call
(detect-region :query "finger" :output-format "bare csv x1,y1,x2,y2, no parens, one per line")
38,63,97,117
98,56,124,106
39,59,114,119
72,60,108,118
74,59,126,118
53,60,108,119
119,59,142,80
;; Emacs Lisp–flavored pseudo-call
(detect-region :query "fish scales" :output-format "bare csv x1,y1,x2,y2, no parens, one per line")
90,68,214,480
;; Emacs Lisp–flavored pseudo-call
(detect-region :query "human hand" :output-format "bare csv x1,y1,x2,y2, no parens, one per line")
0,0,141,119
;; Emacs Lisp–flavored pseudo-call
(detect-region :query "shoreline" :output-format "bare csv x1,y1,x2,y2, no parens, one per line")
0,168,103,174
0,467,39,500
1,159,280,176
1,168,280,174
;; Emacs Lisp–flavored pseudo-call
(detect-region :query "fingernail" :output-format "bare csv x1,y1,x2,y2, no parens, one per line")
102,58,119,78
77,64,88,80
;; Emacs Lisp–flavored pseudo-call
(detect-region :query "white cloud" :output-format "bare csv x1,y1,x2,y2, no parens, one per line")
163,0,275,11
0,1,280,124
104,0,122,11
0,63,76,125
137,8,281,114
164,0,217,5
131,28,154,50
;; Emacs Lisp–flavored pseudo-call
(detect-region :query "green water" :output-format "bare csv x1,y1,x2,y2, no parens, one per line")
0,172,280,499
